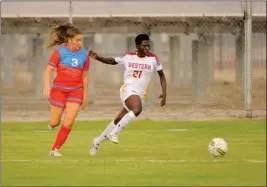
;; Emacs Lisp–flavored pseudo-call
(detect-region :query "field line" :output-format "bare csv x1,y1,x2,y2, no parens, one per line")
1,159,266,163
1,129,190,133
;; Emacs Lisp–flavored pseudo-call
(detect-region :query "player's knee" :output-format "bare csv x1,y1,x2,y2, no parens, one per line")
49,120,61,128
63,118,75,128
132,107,142,117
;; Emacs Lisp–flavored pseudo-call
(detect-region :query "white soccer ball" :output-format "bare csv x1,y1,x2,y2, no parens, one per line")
208,138,228,157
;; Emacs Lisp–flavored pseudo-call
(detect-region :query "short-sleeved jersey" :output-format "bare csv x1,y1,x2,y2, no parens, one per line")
48,45,90,90
115,52,163,99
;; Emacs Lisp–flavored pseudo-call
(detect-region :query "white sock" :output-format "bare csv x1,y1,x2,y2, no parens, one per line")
96,121,116,144
111,111,136,136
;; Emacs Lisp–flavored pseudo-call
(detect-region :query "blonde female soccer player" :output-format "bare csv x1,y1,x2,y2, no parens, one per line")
43,23,90,156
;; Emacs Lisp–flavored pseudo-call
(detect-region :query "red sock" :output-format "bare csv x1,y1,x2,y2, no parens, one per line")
51,126,71,151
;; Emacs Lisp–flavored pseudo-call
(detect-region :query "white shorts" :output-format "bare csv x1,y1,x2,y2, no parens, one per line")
119,85,144,112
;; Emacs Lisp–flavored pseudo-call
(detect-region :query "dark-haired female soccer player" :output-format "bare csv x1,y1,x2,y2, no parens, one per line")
89,34,167,156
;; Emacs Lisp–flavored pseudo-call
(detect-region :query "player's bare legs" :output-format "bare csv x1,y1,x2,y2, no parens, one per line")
124,95,142,116
63,102,80,128
50,102,80,156
48,105,64,130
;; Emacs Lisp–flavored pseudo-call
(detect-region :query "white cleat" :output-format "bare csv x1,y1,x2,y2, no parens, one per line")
108,133,119,144
49,149,62,156
89,138,100,156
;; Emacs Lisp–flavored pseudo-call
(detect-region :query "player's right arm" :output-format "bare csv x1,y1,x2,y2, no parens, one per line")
43,49,60,97
89,50,118,65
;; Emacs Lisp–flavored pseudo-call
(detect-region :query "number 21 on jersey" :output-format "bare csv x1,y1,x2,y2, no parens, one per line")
133,70,142,79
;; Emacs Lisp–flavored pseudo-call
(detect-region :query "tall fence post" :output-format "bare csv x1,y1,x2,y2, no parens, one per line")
69,1,73,24
244,0,252,118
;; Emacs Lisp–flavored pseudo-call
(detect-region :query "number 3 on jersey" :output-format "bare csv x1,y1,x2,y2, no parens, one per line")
133,70,142,79
71,58,78,67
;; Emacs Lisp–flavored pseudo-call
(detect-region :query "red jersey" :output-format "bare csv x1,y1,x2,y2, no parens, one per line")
48,45,90,90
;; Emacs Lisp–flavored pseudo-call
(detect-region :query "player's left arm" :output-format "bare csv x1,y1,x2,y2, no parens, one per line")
81,56,90,109
154,55,167,106
157,69,167,106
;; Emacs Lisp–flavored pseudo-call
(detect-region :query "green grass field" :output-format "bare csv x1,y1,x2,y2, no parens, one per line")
1,119,266,186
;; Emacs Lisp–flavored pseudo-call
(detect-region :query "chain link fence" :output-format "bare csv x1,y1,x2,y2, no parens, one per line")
1,1,266,121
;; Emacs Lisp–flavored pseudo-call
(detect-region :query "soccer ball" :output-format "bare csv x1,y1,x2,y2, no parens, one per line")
208,138,228,157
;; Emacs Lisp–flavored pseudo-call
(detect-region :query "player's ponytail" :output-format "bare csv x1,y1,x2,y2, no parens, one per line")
47,23,82,48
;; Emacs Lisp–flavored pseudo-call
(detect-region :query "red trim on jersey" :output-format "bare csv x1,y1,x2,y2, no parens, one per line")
122,51,137,56
147,52,159,62
122,51,160,63
121,51,161,66
148,52,161,66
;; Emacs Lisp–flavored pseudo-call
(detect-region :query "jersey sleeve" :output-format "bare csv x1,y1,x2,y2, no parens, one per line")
114,53,128,65
83,56,90,71
154,55,163,71
48,49,60,67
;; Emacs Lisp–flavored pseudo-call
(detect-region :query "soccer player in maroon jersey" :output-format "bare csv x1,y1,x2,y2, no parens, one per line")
43,23,90,156
89,34,167,156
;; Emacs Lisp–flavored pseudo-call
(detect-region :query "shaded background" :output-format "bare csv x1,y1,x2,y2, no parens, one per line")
1,1,266,121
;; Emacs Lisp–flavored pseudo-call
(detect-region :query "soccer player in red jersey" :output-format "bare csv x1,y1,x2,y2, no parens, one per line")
88,34,167,156
43,23,90,156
